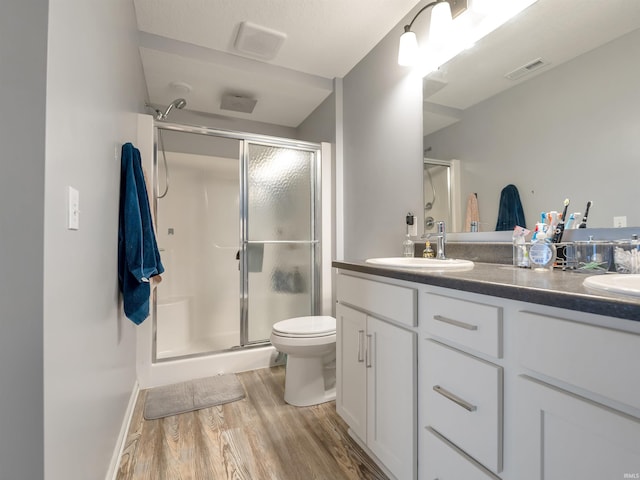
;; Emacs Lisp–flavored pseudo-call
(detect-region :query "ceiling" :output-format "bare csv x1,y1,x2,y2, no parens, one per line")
134,0,421,127
422,0,640,134
133,0,640,131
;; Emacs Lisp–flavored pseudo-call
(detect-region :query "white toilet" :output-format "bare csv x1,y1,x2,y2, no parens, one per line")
270,315,336,407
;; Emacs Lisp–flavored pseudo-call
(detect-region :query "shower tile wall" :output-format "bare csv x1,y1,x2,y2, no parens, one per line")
156,151,240,357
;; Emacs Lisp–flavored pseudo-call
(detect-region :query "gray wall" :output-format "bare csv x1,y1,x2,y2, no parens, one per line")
424,28,640,231
0,1,48,479
43,0,146,478
341,9,424,259
298,91,336,144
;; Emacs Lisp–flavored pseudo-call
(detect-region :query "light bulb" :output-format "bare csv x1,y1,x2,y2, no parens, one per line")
429,1,453,49
398,30,419,66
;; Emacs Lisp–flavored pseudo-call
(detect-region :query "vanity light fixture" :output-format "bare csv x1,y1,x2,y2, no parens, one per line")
398,0,539,73
398,0,455,67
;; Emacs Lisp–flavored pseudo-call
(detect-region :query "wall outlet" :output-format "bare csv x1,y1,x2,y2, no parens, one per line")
613,216,627,228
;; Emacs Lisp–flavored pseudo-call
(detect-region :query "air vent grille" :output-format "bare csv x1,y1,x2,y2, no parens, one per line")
234,21,287,60
220,94,257,114
505,57,549,81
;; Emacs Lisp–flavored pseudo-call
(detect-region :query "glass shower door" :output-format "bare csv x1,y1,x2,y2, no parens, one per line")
242,142,320,344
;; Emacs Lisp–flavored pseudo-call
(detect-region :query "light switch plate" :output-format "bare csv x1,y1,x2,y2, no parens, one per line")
68,186,79,230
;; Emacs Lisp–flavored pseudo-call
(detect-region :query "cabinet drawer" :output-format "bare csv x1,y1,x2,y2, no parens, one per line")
337,274,416,327
424,340,503,473
421,428,500,480
516,310,640,410
421,292,502,358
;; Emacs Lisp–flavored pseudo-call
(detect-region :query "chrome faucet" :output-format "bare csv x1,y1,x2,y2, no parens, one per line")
435,221,446,259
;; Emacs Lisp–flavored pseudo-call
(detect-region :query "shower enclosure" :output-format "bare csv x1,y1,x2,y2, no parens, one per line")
423,158,461,233
152,122,322,361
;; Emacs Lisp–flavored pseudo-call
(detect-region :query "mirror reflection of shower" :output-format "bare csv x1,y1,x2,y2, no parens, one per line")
423,158,453,232
425,167,436,211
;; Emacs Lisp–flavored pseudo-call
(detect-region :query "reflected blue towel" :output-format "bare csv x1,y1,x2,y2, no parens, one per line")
495,184,526,231
118,143,164,324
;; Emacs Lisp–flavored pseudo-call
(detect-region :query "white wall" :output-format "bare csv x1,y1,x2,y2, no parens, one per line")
0,1,48,479
424,29,640,231
341,8,424,260
43,0,147,478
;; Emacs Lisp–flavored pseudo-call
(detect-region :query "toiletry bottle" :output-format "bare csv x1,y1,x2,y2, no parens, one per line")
423,241,435,258
512,226,530,267
402,234,414,257
402,212,416,257
529,232,556,271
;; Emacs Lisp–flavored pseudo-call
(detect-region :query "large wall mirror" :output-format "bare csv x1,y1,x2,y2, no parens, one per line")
422,1,640,233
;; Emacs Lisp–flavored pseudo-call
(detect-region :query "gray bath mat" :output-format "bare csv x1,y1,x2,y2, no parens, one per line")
143,374,245,420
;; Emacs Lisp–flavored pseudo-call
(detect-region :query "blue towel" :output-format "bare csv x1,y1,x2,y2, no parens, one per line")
495,184,526,231
118,143,164,324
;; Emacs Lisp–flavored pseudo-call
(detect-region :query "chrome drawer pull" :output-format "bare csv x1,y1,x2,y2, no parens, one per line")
433,385,477,412
433,314,478,331
366,334,373,368
357,330,365,362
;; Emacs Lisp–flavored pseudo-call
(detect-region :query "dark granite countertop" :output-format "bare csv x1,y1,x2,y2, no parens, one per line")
333,260,640,322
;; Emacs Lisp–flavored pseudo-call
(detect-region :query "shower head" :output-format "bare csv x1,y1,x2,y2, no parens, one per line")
157,98,187,120
146,98,187,120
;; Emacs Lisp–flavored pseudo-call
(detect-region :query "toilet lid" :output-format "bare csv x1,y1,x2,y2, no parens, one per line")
272,316,336,337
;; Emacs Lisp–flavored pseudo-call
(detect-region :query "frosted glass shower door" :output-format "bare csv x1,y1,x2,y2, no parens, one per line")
242,142,320,344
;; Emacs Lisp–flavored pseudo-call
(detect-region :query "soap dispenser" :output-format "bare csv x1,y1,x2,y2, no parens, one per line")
403,213,416,257
423,241,435,258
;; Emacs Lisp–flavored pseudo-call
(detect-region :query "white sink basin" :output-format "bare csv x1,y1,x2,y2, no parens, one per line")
365,257,474,270
583,274,640,298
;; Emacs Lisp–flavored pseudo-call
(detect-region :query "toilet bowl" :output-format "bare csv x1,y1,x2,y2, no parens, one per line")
270,316,336,407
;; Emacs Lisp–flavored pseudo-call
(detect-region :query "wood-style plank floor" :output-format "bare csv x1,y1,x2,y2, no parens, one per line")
117,366,388,480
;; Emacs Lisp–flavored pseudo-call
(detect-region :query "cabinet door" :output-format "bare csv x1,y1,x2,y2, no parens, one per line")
367,316,417,480
516,375,640,480
336,303,367,440
421,428,499,480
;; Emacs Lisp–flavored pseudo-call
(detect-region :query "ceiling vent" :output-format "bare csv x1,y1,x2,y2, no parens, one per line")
504,58,549,81
220,94,257,114
234,21,287,60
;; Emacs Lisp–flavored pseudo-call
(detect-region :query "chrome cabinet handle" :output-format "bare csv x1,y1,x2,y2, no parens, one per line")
433,385,477,412
357,330,365,362
433,314,478,331
366,334,373,368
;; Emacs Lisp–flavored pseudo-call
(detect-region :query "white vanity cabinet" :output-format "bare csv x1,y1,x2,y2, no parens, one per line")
515,375,640,480
335,263,640,480
513,310,640,479
419,291,504,478
336,274,418,480
418,288,640,479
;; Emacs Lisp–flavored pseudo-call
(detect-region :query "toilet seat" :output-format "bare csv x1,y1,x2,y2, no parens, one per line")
272,315,336,338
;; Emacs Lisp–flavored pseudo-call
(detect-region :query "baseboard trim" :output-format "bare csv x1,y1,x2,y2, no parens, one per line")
105,381,140,480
